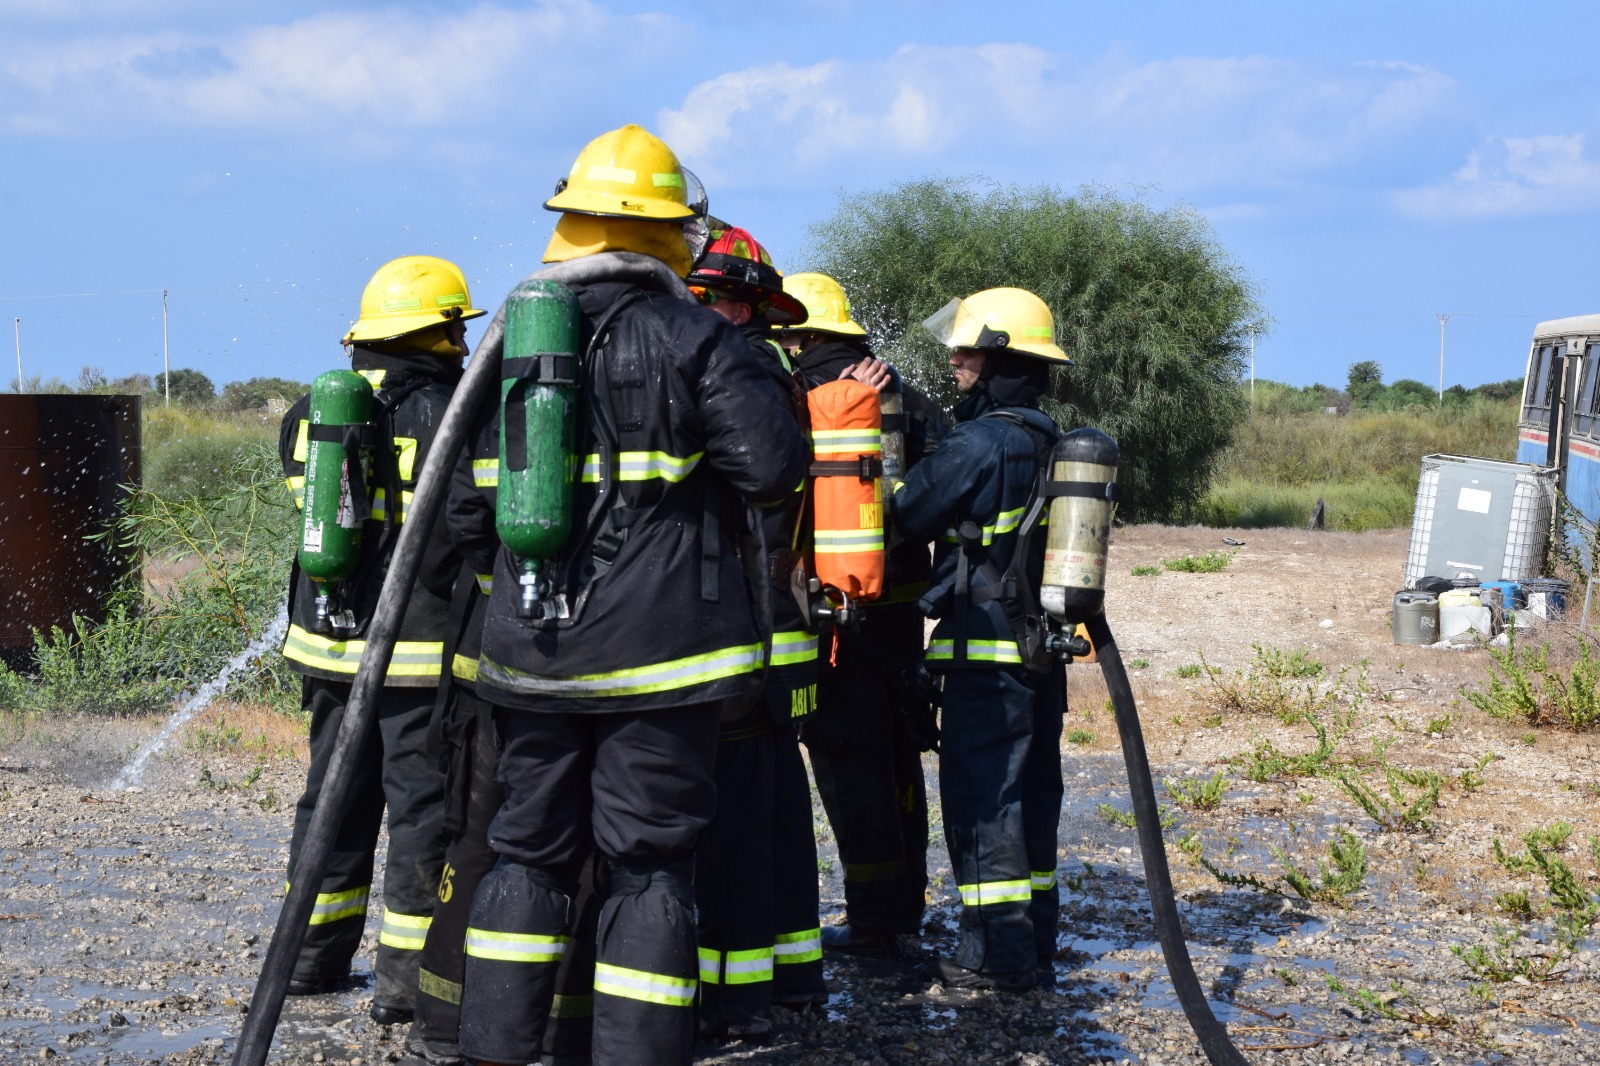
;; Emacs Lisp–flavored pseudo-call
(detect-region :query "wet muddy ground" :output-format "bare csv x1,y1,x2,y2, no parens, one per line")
6,525,1600,1064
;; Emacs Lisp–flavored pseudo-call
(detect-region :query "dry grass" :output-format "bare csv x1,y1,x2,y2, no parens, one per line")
182,701,308,762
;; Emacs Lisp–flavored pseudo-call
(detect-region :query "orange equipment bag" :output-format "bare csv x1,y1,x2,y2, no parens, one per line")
807,378,886,602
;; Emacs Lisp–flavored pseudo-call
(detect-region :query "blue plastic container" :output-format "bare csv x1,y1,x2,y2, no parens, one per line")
1480,580,1525,613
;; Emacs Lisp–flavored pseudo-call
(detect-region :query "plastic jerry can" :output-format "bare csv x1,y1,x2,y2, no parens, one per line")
1392,591,1439,645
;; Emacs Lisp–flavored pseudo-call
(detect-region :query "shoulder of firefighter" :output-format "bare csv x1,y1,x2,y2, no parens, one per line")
889,404,1059,669
278,350,467,687
453,277,811,714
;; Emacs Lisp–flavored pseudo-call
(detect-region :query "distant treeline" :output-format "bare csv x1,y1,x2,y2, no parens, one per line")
8,366,306,413
1252,361,1523,416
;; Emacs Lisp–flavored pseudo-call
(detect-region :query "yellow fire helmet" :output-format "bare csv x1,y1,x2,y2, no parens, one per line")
545,124,696,222
783,272,867,337
921,286,1072,364
343,255,486,344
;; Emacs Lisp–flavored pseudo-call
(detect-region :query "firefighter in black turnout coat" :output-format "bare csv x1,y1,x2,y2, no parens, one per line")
890,287,1074,991
778,271,946,958
683,224,829,1040
279,255,483,1023
446,126,810,1066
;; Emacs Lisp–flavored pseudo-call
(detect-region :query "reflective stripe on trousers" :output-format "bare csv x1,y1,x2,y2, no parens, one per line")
958,879,1032,907
773,927,823,965
378,908,432,951
593,961,696,1007
463,927,569,964
697,946,774,987
298,884,369,926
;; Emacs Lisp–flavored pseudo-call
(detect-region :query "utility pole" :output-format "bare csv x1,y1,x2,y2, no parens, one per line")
13,317,20,393
161,286,169,406
1437,313,1450,405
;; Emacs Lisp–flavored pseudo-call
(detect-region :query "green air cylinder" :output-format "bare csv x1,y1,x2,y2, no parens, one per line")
298,369,374,583
496,278,581,564
1040,428,1119,624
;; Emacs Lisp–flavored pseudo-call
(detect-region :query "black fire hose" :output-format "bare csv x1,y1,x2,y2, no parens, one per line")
230,315,507,1066
1083,611,1250,1066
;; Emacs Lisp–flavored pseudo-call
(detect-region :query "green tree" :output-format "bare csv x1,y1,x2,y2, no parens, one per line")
154,368,215,407
805,178,1265,521
1382,378,1437,409
1474,378,1525,403
220,376,308,412
1346,360,1384,408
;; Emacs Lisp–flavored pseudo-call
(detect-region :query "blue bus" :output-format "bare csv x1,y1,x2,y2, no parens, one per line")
1517,313,1600,536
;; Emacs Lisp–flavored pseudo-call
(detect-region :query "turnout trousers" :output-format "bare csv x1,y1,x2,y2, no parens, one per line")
411,693,602,1064
287,676,448,1012
937,665,1066,977
804,602,930,934
696,703,825,1039
458,703,719,1066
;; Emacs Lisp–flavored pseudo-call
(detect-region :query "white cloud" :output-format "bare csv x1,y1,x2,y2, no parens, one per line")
658,45,1458,193
1395,134,1600,218
1,2,673,143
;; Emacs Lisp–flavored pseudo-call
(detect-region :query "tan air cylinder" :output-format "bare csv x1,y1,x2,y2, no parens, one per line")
1040,428,1119,624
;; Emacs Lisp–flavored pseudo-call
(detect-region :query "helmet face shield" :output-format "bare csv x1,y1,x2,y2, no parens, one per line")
921,297,982,350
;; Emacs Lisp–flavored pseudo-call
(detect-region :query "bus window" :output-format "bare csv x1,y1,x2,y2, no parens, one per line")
1523,343,1554,426
1575,348,1600,439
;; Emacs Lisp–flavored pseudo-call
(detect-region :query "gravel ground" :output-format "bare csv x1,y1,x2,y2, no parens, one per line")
5,524,1600,1064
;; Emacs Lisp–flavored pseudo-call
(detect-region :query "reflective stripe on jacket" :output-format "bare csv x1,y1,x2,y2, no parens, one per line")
448,265,811,713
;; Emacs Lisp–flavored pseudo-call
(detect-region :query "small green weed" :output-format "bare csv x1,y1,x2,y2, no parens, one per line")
1455,754,1493,792
1338,767,1441,832
1202,713,1222,728
1230,706,1357,782
1175,664,1203,679
1426,715,1452,736
1450,923,1571,984
1163,771,1230,811
1494,890,1535,919
1198,649,1363,727
187,715,245,753
1275,828,1368,907
1129,657,1150,670
1253,643,1324,679
1066,729,1095,747
1196,826,1368,908
1096,802,1179,832
1162,550,1236,574
1130,564,1162,577
1324,975,1453,1027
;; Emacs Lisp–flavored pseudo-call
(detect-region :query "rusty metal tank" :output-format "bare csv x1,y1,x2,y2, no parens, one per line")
0,395,142,669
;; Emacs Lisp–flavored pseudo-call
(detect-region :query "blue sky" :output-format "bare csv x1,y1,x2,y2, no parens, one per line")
3,0,1598,394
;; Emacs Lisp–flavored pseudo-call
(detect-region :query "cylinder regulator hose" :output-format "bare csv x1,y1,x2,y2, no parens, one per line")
1083,612,1251,1066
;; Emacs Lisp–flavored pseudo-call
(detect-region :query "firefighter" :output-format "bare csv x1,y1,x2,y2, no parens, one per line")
888,287,1073,991
279,255,483,1024
682,225,828,1041
447,125,810,1066
777,272,946,959
402,169,709,1066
